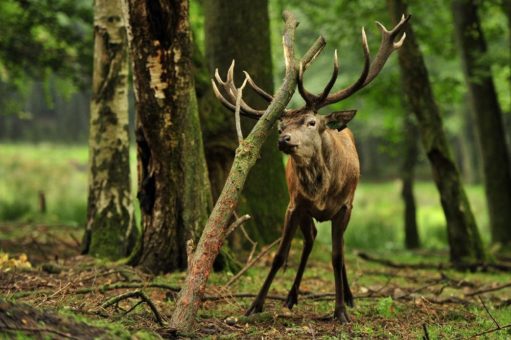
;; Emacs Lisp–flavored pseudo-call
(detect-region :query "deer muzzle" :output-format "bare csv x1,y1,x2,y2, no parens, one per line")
278,134,298,154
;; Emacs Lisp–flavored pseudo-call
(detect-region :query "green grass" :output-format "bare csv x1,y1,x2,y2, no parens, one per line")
0,143,489,251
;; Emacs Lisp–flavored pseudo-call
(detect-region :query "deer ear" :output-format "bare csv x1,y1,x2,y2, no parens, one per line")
325,110,357,131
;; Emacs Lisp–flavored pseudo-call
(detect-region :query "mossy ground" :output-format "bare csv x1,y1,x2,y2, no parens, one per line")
1,224,510,339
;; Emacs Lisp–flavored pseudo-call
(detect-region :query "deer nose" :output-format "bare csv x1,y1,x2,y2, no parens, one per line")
279,134,291,145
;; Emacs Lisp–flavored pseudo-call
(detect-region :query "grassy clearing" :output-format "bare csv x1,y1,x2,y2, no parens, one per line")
0,143,489,253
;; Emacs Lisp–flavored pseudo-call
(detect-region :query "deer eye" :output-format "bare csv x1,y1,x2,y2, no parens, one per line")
307,120,316,127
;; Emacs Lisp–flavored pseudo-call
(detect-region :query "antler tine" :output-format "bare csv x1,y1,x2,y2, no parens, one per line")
297,62,317,107
243,71,273,103
212,63,265,120
316,49,339,104
363,14,410,85
320,27,370,107
317,14,410,108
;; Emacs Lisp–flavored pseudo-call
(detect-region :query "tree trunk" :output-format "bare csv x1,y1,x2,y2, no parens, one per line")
170,14,324,331
202,0,289,244
452,0,511,247
122,0,212,273
401,114,420,249
387,0,485,263
82,0,136,259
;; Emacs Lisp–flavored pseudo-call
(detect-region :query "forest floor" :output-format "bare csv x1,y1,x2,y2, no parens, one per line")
1,224,511,339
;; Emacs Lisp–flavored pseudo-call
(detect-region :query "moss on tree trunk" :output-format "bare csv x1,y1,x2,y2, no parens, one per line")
83,0,136,260
388,0,485,263
123,0,212,274
452,0,511,247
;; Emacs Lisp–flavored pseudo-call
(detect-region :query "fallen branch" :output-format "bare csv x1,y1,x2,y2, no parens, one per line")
469,323,511,338
224,237,281,288
11,282,180,299
477,296,500,329
101,290,164,326
465,282,511,297
357,252,511,272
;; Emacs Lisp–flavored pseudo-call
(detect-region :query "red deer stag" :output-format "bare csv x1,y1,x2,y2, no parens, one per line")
212,15,410,322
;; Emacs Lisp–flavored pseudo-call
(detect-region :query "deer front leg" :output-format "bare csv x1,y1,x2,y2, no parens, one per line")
245,205,301,316
331,205,352,323
285,215,316,309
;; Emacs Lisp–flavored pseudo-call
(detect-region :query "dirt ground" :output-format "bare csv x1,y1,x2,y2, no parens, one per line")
1,224,511,339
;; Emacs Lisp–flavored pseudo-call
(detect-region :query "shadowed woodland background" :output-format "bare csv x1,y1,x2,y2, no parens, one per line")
0,0,511,338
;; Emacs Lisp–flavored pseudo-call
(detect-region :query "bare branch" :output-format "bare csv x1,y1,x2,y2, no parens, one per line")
224,237,281,287
101,290,164,326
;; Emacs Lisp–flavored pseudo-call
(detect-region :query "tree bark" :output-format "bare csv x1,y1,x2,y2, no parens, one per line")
401,114,420,249
169,13,325,331
388,0,485,263
452,0,511,247
122,0,212,273
82,0,136,259
202,0,289,244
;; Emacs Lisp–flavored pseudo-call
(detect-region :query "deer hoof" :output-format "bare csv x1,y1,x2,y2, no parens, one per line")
284,290,298,309
245,302,263,316
333,307,351,324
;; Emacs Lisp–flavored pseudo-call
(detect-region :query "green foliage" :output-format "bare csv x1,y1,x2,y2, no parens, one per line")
0,0,92,86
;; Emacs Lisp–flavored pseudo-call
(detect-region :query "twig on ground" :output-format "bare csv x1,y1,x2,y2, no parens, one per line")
477,296,500,329
224,237,281,288
11,282,180,299
101,290,164,326
466,282,511,297
357,252,511,272
469,324,511,338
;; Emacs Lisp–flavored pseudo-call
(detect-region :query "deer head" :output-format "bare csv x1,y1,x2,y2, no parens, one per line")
212,15,410,161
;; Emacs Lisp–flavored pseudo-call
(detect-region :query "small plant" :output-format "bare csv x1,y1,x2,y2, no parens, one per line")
376,296,396,318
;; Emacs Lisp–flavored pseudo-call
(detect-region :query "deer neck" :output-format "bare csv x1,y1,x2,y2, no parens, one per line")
291,133,333,202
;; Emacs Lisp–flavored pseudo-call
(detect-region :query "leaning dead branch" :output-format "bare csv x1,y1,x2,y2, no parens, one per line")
169,11,327,332
101,290,164,326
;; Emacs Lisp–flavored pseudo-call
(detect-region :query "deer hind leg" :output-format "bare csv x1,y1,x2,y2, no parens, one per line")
245,206,301,316
331,205,353,323
284,215,317,309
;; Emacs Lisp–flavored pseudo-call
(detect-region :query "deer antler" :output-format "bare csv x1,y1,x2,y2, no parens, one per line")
211,61,266,120
298,14,410,110
211,60,282,120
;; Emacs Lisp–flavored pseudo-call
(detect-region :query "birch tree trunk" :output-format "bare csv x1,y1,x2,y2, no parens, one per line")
452,0,511,247
122,0,212,273
82,0,136,259
388,0,485,263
